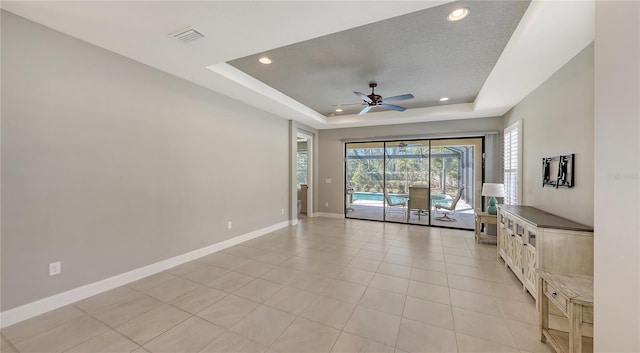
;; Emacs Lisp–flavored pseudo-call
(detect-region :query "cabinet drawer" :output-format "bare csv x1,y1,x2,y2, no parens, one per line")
544,281,568,315
499,212,506,226
583,304,593,325
525,224,537,248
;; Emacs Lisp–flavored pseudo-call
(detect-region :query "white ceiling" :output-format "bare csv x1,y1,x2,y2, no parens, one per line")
2,1,594,130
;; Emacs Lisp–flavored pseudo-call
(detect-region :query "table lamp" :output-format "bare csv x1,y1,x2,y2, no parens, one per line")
482,183,505,215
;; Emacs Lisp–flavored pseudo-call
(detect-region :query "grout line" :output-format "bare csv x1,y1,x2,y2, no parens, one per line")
73,288,194,349
2,334,22,353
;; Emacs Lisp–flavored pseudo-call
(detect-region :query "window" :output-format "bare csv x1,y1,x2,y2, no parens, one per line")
297,151,308,185
503,121,521,205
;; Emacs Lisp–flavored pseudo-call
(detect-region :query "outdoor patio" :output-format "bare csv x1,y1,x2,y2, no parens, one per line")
346,199,476,230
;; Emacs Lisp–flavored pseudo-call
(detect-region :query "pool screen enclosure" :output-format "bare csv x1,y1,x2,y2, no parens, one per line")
344,138,484,230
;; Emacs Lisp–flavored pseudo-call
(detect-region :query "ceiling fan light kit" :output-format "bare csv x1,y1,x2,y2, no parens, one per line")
353,82,414,115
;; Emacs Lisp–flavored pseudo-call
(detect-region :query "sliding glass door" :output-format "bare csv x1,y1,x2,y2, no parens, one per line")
345,138,483,230
428,139,482,229
390,141,430,225
345,142,385,221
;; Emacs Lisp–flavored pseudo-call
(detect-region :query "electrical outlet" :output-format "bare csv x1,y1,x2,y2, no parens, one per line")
281,208,285,215
227,221,232,229
325,178,332,183
325,202,329,207
49,261,61,276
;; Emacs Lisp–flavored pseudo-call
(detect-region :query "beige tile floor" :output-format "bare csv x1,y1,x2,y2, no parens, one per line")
1,217,553,353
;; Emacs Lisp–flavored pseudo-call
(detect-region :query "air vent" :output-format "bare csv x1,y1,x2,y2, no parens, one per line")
170,27,206,43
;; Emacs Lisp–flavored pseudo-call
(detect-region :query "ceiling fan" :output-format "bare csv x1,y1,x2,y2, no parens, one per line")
354,82,414,115
397,141,422,152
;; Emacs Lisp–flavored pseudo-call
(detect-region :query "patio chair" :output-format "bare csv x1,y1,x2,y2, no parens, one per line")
434,187,465,222
407,186,430,221
385,193,407,217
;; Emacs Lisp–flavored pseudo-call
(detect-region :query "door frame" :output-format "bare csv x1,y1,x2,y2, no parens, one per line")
297,131,314,216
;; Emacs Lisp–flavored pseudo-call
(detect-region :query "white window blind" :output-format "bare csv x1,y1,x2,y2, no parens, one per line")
503,121,521,205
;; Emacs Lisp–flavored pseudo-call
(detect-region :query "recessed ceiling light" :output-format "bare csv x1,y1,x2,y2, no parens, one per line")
335,107,343,112
258,57,272,65
440,97,450,102
447,8,469,22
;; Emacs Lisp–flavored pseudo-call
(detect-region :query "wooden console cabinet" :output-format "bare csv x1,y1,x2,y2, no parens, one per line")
497,205,593,302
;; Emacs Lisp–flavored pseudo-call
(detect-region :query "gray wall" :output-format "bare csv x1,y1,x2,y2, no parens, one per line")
594,2,639,351
1,11,289,311
316,117,503,215
503,43,594,226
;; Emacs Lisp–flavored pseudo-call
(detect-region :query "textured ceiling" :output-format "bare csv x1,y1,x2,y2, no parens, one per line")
228,1,530,117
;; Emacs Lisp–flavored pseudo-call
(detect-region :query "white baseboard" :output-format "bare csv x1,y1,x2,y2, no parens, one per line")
0,221,289,328
313,212,345,219
289,219,299,225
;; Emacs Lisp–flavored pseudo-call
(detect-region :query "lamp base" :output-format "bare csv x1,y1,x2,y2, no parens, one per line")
487,197,498,215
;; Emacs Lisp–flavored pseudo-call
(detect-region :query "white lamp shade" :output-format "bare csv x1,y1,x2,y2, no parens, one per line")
482,183,505,197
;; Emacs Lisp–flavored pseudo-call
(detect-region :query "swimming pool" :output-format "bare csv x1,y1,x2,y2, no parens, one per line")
353,192,405,204
353,192,451,206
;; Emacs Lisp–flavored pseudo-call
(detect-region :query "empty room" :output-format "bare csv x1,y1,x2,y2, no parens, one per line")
1,1,638,353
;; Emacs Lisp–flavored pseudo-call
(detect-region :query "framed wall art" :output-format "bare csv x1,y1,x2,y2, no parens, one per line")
542,154,574,188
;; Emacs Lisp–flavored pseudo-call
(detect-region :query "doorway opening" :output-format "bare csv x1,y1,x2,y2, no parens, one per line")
296,131,313,218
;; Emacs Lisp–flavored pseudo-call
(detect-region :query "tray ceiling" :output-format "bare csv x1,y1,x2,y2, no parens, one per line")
228,1,530,117
2,1,595,129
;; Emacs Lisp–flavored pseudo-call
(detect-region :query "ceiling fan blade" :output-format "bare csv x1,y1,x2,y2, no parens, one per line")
358,105,373,115
382,94,414,102
354,91,373,104
331,103,365,107
380,104,407,112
